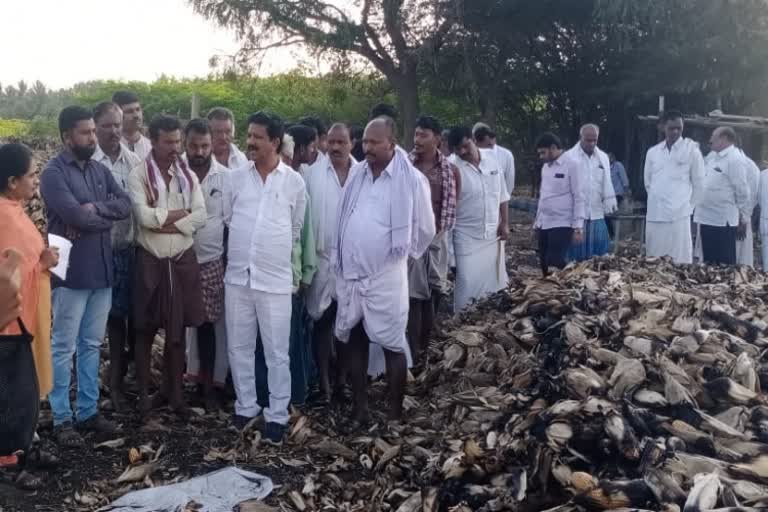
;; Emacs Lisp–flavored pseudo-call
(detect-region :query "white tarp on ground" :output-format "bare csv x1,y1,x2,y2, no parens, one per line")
99,467,273,512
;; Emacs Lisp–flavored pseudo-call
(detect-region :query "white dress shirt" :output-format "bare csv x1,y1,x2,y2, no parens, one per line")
225,143,249,170
564,144,616,220
94,143,141,249
186,157,229,264
740,150,760,218
494,144,516,195
451,149,510,244
121,134,152,161
535,154,586,230
644,137,705,222
224,160,306,294
128,159,207,259
694,145,749,227
759,169,768,224
339,158,434,280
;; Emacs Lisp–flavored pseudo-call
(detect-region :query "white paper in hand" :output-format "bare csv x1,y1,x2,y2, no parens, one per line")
47,234,72,281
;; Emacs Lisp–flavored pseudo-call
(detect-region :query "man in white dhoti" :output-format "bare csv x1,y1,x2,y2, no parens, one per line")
306,123,356,401
644,110,705,263
182,119,230,411
447,126,510,313
335,117,435,428
737,148,760,267
694,127,749,265
565,124,617,261
224,112,306,444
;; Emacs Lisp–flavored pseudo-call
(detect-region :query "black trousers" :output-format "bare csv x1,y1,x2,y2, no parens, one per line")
538,227,573,276
700,223,736,265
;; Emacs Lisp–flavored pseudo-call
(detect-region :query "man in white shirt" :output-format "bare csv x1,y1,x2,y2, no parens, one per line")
112,91,152,160
92,101,141,412
534,133,586,276
207,107,249,170
565,124,617,260
182,119,229,410
306,123,356,402
448,126,510,312
128,115,207,417
224,112,306,444
758,165,768,269
694,127,749,265
644,110,705,264
737,148,760,267
335,117,435,429
473,122,515,197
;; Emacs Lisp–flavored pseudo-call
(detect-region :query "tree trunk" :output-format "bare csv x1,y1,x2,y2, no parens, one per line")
392,67,420,150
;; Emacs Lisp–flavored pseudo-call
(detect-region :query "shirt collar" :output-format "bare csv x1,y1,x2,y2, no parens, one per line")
94,143,132,164
716,144,735,158
575,143,598,159
409,149,444,168
328,155,356,173
249,159,288,176
365,156,395,179
547,155,565,167
61,148,84,165
664,137,684,152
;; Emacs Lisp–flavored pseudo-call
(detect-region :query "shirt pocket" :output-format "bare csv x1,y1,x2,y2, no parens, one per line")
481,172,502,205
369,191,392,228
266,191,293,227
546,170,571,197
205,189,224,220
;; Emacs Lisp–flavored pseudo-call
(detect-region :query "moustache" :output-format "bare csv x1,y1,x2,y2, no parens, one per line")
247,145,259,152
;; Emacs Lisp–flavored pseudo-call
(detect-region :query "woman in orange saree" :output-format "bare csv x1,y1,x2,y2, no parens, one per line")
0,143,60,489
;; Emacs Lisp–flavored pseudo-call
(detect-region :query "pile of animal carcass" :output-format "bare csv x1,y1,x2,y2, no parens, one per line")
286,257,768,512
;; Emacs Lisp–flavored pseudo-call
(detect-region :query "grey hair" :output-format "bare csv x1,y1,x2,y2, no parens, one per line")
580,124,600,136
207,107,236,136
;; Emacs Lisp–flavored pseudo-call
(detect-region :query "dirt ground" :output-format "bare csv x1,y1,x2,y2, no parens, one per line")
0,207,541,512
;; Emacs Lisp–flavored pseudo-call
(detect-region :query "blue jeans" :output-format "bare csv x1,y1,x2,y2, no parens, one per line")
49,287,112,426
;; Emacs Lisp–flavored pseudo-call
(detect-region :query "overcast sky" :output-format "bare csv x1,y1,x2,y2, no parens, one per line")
2,0,302,90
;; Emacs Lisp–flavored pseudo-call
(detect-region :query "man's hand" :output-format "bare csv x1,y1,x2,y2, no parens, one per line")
163,209,189,227
497,222,510,241
40,247,60,270
573,228,584,243
0,248,23,331
81,203,97,214
737,221,747,241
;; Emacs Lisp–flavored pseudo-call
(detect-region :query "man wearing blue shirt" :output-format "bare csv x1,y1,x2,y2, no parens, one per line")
40,106,131,448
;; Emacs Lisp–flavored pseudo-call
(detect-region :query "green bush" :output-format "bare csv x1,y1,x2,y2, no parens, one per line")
0,118,30,138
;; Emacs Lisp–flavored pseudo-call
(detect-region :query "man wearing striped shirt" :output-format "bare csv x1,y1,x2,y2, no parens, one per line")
183,119,230,410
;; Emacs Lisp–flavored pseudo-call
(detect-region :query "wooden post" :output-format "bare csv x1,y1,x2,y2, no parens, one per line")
190,93,200,119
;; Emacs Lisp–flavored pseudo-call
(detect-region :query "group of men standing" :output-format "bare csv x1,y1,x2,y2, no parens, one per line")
38,94,518,446
533,110,765,275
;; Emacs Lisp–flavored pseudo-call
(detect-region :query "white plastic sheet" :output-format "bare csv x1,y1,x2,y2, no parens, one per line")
99,467,273,512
